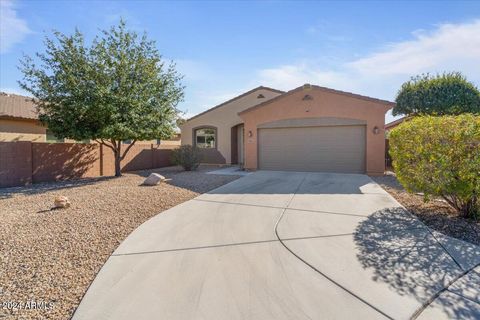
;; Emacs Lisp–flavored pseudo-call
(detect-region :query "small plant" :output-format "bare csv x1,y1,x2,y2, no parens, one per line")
389,114,480,219
171,145,202,171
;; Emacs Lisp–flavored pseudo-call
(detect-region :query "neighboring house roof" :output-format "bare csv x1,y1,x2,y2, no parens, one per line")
385,117,408,130
0,92,38,120
185,86,285,122
238,84,396,116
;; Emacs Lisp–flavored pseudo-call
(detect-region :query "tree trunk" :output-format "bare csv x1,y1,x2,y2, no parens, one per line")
114,141,122,177
114,153,121,177
95,139,136,178
461,197,479,219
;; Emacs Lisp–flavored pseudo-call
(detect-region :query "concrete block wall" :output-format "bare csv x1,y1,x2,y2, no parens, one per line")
0,142,176,187
0,141,32,187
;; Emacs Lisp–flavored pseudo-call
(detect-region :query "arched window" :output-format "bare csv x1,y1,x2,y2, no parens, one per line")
194,127,216,148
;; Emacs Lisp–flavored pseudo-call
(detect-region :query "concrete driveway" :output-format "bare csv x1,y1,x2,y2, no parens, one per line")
73,171,480,320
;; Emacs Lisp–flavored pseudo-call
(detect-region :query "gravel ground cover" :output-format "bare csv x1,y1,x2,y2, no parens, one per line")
373,173,479,246
0,165,240,320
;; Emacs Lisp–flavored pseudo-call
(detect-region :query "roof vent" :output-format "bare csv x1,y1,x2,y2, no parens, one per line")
257,94,265,99
302,94,313,101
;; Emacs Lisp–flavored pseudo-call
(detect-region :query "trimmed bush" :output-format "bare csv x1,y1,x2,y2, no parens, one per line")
171,145,201,171
389,114,480,219
393,72,480,116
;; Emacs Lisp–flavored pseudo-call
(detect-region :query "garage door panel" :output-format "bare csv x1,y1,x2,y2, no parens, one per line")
258,126,365,173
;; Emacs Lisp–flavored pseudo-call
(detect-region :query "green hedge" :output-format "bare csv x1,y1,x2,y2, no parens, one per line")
389,114,480,219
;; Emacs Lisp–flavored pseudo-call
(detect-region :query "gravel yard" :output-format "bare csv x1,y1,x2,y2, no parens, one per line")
373,173,480,246
0,165,240,320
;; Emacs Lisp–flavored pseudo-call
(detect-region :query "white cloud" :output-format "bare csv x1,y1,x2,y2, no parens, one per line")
254,20,480,122
349,20,480,76
256,62,353,92
0,0,31,53
179,20,480,123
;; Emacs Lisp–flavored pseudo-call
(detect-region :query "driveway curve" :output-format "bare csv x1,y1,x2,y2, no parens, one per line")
73,171,480,320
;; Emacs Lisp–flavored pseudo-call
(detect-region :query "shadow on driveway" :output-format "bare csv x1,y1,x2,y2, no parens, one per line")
353,207,480,319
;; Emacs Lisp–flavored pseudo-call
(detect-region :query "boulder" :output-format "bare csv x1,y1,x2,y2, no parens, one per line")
54,196,71,209
143,173,166,186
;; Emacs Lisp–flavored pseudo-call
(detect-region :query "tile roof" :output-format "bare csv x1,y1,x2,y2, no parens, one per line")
0,92,38,120
238,84,395,116
385,117,408,130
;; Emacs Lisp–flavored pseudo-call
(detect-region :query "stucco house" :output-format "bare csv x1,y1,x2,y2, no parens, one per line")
180,84,394,175
0,92,181,145
0,92,47,142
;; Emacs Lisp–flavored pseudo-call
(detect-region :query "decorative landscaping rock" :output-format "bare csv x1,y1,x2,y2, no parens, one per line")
54,196,71,209
0,169,240,320
143,173,166,186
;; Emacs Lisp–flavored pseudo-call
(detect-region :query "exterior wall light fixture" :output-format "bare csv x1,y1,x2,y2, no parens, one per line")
373,126,380,134
248,130,253,137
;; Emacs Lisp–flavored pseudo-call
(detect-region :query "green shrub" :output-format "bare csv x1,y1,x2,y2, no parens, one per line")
389,114,480,219
171,145,202,171
393,72,480,116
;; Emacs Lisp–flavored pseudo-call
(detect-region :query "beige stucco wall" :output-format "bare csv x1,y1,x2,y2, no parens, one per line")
180,88,282,164
0,118,46,142
239,87,392,175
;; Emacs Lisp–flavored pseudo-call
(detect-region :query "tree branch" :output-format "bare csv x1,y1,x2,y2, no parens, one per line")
441,194,460,211
120,140,137,160
95,139,116,152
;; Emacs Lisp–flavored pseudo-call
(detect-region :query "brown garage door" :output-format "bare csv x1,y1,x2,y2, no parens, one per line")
258,125,366,173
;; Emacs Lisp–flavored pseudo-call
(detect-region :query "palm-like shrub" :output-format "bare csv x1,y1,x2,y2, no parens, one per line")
389,114,480,219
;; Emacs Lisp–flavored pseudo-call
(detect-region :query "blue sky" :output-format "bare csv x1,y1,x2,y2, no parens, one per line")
1,1,479,123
